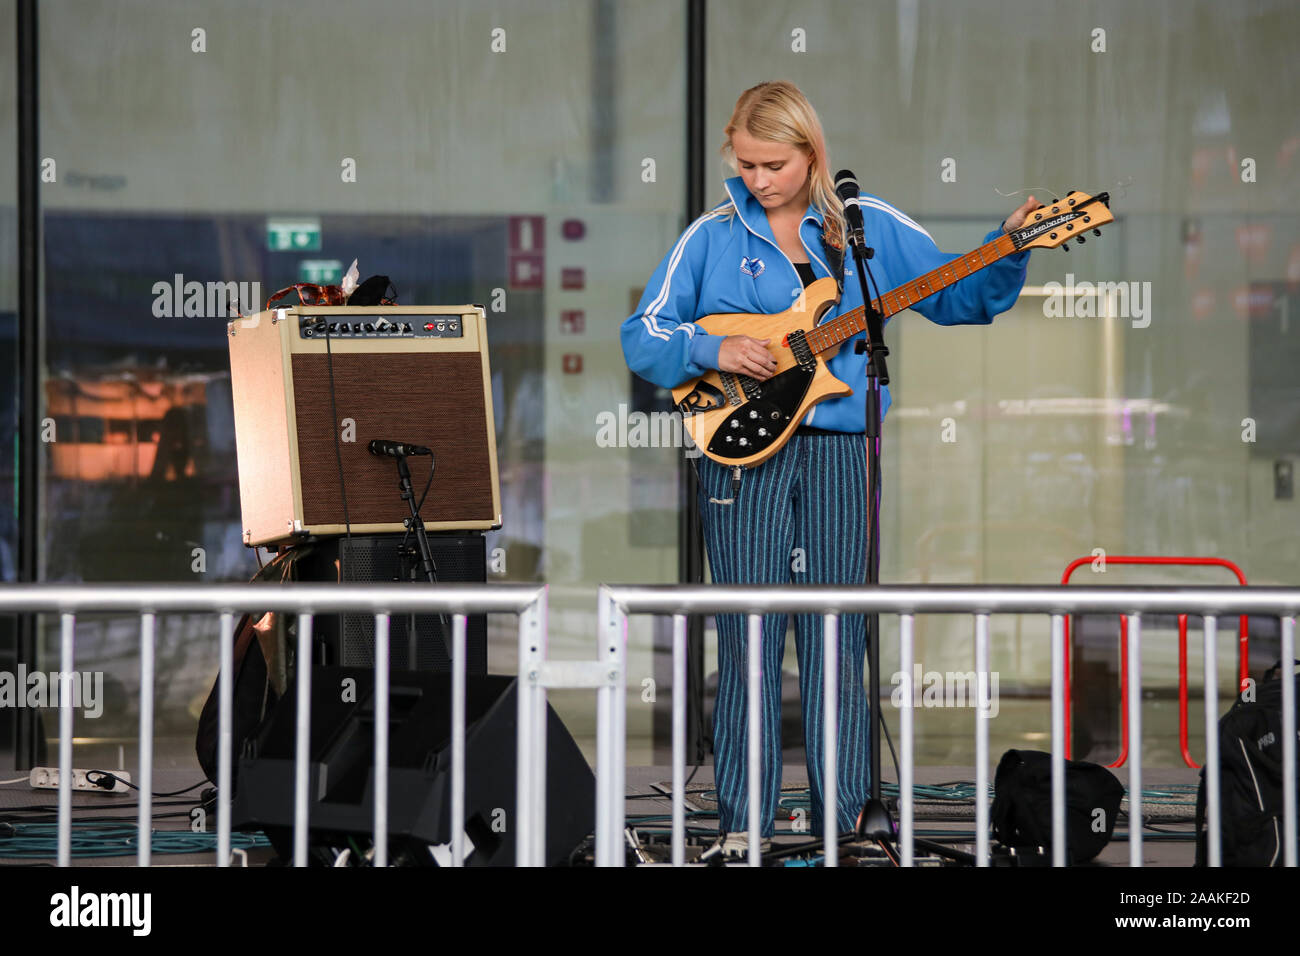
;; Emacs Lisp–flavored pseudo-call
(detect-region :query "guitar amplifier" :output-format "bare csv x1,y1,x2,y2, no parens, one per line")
227,305,502,547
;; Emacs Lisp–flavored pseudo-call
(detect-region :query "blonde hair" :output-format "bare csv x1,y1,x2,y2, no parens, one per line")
719,80,845,253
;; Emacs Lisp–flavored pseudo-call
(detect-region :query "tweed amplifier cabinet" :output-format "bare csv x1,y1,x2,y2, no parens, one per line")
227,305,501,547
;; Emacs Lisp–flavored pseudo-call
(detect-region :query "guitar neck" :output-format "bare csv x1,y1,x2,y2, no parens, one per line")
807,232,1020,354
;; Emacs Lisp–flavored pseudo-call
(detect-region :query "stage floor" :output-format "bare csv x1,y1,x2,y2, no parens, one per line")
0,764,1201,867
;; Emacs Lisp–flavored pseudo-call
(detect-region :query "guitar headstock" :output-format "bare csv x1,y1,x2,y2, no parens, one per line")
1008,191,1113,252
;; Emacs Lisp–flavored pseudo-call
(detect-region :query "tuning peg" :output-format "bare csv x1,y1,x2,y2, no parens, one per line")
1092,229,1101,237
1061,242,1070,251
1076,236,1086,244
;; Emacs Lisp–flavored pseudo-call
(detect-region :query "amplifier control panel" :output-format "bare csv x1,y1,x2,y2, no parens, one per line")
297,314,463,339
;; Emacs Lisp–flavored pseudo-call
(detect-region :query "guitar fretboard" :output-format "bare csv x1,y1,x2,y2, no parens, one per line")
806,232,1019,354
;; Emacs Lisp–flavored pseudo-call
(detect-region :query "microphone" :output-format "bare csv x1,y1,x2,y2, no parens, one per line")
834,169,866,250
368,439,431,458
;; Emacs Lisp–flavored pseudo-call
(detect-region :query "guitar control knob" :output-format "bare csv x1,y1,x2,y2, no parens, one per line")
757,428,768,437
730,420,740,428
738,438,748,446
748,410,758,419
725,435,733,442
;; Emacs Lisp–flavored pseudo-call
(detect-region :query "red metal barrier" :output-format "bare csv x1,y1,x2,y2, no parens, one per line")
1061,556,1250,769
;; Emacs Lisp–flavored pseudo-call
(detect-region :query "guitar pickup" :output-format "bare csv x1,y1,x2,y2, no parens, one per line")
786,329,815,369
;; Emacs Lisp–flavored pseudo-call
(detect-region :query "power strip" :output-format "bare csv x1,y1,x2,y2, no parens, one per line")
29,767,132,794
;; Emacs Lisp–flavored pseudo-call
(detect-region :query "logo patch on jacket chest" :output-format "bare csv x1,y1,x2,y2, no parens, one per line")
739,256,765,278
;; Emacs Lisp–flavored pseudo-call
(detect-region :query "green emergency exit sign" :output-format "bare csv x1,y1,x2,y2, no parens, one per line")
298,259,343,284
267,218,321,252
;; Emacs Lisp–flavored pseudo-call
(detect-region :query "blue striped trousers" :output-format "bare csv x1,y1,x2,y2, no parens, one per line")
696,431,872,837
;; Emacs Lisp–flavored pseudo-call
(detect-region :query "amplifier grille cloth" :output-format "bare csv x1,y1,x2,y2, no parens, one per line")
292,352,494,526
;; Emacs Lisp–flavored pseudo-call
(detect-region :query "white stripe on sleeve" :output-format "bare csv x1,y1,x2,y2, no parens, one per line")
640,207,731,341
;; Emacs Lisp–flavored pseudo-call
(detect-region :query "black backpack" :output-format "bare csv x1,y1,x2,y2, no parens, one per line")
991,749,1125,864
1195,660,1299,866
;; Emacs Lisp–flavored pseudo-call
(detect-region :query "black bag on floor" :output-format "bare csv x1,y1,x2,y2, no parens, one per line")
991,749,1125,864
1195,660,1300,866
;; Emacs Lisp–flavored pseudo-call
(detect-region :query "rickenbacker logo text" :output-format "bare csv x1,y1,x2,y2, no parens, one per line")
1015,213,1073,243
49,886,151,936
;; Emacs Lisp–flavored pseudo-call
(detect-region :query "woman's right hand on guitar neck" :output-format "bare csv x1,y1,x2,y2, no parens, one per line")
718,335,777,381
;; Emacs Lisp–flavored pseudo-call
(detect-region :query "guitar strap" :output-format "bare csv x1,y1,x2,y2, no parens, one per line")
821,232,846,300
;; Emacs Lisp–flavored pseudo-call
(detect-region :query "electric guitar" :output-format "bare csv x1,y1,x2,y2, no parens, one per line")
672,190,1114,467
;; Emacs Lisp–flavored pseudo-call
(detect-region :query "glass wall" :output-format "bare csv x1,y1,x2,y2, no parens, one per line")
12,0,1300,776
706,0,1300,765
35,0,686,768
0,0,19,769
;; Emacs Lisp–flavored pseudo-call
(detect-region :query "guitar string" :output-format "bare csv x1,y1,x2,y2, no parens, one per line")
994,184,1062,202
809,234,1013,355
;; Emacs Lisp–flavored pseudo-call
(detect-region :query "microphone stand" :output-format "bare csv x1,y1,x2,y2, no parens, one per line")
387,450,454,663
846,233,896,848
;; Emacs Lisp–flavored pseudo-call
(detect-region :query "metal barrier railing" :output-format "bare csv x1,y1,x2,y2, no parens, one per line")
5,582,1296,867
598,584,1299,867
0,582,546,867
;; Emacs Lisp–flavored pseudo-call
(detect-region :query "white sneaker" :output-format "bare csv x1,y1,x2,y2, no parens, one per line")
699,831,771,862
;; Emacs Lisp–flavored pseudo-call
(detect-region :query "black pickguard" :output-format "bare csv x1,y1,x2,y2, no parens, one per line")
704,364,815,461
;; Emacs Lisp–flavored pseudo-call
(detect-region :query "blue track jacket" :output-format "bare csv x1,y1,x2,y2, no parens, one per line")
621,176,1031,431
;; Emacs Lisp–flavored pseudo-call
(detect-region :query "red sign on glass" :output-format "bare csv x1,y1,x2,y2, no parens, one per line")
509,216,545,253
508,215,545,290
509,255,544,290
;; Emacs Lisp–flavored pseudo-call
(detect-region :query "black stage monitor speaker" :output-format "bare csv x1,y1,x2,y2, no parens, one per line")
296,533,488,674
232,669,595,866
